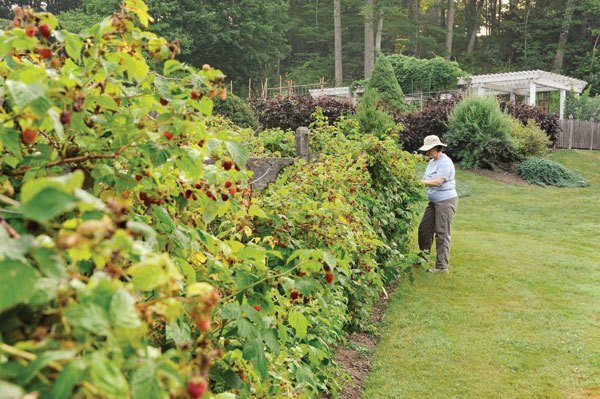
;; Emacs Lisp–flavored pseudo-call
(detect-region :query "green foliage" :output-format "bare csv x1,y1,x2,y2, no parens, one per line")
241,127,296,157
57,0,290,84
367,55,405,113
387,54,465,94
517,157,588,187
213,94,260,129
565,89,600,121
507,117,551,161
355,88,397,137
445,96,517,170
0,3,424,398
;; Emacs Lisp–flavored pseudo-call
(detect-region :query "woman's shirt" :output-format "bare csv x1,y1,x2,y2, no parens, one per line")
423,153,458,202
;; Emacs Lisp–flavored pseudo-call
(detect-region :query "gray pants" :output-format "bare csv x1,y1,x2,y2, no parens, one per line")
418,197,458,270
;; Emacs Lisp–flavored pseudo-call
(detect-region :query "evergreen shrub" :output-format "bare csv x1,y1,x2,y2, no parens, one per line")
507,117,551,161
517,157,588,187
445,95,517,170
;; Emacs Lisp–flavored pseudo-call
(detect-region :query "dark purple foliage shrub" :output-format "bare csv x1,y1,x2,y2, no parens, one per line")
250,95,355,130
395,94,462,153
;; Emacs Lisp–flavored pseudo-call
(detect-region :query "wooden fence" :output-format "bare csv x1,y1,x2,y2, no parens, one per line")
557,118,600,150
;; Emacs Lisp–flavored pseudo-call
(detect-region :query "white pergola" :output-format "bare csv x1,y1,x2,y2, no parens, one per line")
457,70,588,120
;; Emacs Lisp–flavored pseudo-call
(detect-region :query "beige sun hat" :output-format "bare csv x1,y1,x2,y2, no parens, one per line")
418,135,447,152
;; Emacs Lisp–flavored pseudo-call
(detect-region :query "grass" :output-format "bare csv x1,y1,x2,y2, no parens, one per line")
363,150,600,399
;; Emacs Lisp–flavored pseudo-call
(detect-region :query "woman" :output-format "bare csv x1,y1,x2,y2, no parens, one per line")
418,135,458,274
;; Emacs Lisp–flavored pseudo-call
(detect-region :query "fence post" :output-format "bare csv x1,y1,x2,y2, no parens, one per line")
296,127,310,161
568,115,574,149
591,119,596,151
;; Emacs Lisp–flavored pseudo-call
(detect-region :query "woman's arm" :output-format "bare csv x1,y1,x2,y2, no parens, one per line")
421,177,445,187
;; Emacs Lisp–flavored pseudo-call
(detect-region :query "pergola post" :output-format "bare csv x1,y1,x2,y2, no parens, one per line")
510,92,516,104
529,81,537,106
559,89,566,120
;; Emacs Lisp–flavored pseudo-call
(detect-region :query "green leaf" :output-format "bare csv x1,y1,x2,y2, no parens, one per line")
5,80,44,108
109,289,141,329
243,338,267,379
225,140,248,169
152,205,175,231
262,328,280,356
90,353,129,398
294,278,319,296
131,362,160,399
17,350,76,385
323,251,337,268
33,248,67,278
288,311,308,339
0,260,36,313
63,31,83,60
0,127,22,160
20,171,84,203
65,303,111,336
20,187,78,223
221,302,241,320
128,255,172,291
248,205,267,218
49,359,87,399
163,60,183,76
237,318,256,340
165,321,192,347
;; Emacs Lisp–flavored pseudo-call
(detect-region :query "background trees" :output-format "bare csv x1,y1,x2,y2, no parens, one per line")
3,0,600,93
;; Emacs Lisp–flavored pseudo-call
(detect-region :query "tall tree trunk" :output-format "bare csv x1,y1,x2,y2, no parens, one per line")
467,0,485,54
334,0,343,86
490,0,497,36
445,0,455,60
375,10,384,56
364,0,375,78
553,0,575,72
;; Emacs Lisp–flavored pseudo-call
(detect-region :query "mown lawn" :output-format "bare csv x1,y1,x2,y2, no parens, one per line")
362,150,600,399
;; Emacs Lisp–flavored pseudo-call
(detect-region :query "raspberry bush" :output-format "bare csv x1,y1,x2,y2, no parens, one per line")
0,2,423,398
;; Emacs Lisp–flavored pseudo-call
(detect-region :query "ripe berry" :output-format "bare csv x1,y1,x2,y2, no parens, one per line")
234,164,241,171
25,25,36,37
221,193,229,201
323,265,331,272
291,291,299,300
159,98,169,106
135,175,143,181
139,192,148,201
222,160,233,170
219,90,227,101
229,188,237,196
163,131,173,140
39,48,52,59
224,181,232,188
205,191,215,200
39,23,51,38
191,91,200,100
325,272,334,284
185,189,193,199
21,128,37,145
195,183,203,189
197,318,211,332
187,378,208,399
60,111,71,125
253,304,261,312
298,271,306,277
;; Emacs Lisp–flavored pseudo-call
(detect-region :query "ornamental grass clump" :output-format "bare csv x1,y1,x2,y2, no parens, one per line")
517,157,588,187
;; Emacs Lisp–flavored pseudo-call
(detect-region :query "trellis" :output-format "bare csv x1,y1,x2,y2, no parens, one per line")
457,70,588,120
